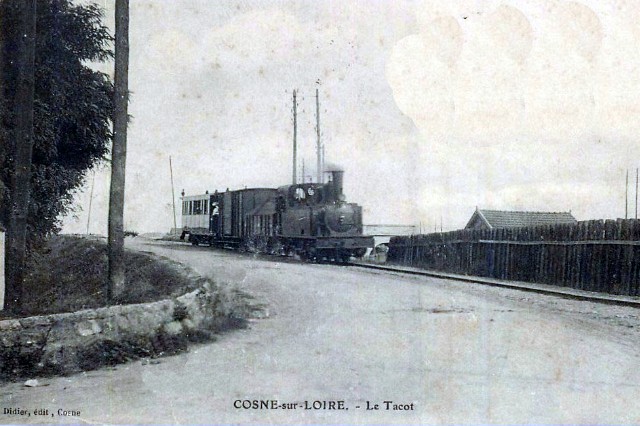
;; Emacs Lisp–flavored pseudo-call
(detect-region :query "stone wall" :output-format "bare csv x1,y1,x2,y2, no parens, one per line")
0,280,244,380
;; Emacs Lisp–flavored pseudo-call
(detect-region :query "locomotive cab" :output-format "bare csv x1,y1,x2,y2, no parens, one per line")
276,170,365,240
276,183,323,237
282,183,325,206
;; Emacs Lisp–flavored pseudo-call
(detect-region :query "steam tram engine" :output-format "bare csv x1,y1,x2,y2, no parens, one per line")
180,170,374,261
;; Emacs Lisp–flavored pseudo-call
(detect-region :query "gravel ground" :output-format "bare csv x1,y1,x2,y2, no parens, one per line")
1,238,639,424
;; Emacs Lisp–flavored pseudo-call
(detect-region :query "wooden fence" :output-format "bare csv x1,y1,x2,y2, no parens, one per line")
386,219,640,296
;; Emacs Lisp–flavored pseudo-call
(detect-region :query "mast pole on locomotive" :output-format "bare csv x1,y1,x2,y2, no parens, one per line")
322,144,325,184
316,88,321,184
292,90,297,185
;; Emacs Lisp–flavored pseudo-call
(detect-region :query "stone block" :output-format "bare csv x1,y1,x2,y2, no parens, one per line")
0,320,22,332
40,343,81,375
162,321,183,336
19,316,51,329
76,320,102,337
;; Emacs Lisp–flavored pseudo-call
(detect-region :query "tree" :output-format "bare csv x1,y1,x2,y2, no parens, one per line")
107,0,129,302
1,0,114,310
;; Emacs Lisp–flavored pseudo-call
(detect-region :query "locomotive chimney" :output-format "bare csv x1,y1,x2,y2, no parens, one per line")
331,170,344,202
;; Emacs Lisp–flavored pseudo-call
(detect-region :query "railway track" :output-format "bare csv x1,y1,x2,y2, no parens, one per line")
347,262,640,309
168,239,640,308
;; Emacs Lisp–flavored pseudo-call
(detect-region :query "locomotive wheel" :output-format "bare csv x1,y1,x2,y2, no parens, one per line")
314,249,327,262
353,248,366,258
268,240,285,256
300,250,317,263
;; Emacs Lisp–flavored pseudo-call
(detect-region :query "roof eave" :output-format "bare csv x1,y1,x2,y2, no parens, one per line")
476,209,493,229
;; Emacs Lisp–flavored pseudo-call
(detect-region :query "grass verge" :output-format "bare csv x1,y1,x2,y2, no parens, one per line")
4,235,214,316
0,235,258,381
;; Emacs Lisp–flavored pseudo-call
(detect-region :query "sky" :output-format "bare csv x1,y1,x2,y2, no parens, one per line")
63,0,640,235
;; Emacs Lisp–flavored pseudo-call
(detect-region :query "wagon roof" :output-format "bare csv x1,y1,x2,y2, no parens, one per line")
182,188,278,199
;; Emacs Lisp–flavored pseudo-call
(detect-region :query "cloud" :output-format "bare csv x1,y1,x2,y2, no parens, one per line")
385,0,640,226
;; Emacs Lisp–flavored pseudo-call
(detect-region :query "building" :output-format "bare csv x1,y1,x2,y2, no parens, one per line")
465,208,577,230
363,224,416,252
363,224,417,238
362,224,417,261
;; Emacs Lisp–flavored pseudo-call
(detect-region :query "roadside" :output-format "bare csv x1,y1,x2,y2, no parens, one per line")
0,235,254,382
3,235,201,318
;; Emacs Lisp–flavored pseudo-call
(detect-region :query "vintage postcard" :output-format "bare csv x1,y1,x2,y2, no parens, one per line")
1,0,640,424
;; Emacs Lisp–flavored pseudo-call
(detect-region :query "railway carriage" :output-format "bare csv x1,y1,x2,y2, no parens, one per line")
181,194,210,235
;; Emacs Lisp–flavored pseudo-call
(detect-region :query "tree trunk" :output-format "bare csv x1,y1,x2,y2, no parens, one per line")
107,0,129,303
5,0,36,314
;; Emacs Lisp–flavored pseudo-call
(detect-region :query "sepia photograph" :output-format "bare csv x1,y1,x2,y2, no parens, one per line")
1,0,640,424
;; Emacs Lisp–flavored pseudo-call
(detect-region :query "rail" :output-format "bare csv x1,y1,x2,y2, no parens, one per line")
347,262,640,309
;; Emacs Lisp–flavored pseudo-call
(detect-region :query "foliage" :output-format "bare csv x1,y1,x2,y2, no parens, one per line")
20,235,200,315
0,0,114,245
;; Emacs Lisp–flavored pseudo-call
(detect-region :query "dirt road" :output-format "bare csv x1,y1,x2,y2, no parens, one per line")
2,238,640,424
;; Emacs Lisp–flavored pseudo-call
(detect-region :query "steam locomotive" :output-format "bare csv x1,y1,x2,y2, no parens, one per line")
180,170,374,261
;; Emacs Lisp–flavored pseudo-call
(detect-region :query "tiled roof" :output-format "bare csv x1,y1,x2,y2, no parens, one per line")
474,209,577,229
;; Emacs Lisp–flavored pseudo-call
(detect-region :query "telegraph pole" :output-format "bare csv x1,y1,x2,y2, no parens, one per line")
86,171,96,235
636,168,638,220
108,0,129,302
316,88,321,184
5,0,37,313
292,90,297,185
169,156,177,234
625,169,629,219
321,144,325,184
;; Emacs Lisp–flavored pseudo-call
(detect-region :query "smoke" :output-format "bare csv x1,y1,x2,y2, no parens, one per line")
324,162,344,172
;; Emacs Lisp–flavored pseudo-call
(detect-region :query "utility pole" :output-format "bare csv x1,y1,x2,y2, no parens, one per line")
321,144,325,184
86,171,96,235
169,156,177,234
108,0,129,303
292,90,297,185
636,168,638,220
316,88,321,184
625,169,629,219
5,0,37,314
